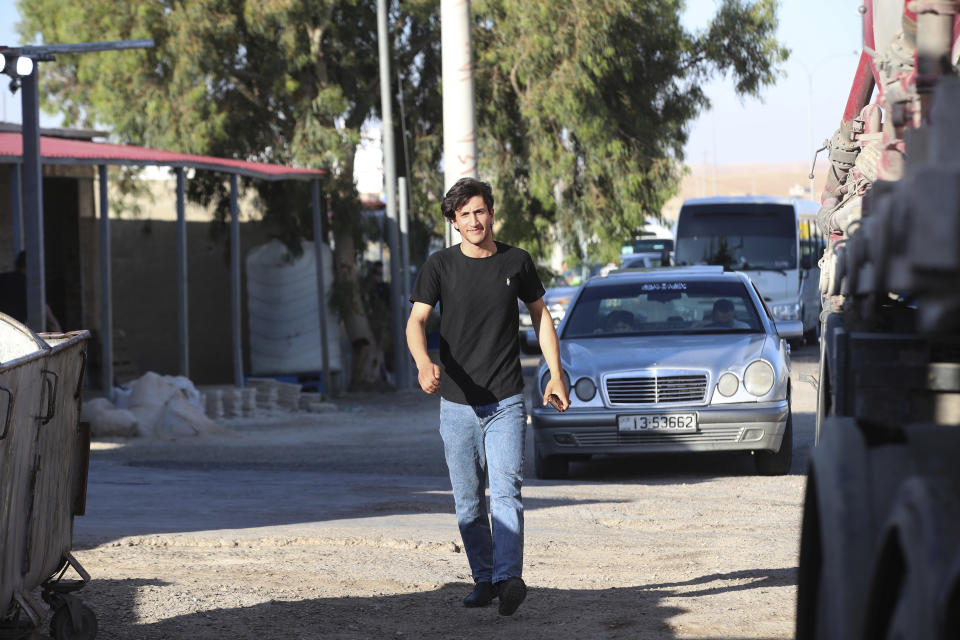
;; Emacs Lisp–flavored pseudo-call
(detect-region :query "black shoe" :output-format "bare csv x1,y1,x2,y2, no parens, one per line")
496,577,527,616
463,581,498,607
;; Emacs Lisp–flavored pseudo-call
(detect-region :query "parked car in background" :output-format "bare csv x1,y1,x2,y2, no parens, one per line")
530,266,802,479
619,250,672,269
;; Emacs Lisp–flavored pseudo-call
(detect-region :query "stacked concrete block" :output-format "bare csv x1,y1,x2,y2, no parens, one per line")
246,378,280,411
274,381,302,411
241,388,257,416
199,388,224,420
219,387,245,418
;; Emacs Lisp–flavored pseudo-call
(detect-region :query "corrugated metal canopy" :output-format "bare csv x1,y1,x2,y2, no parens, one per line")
0,132,325,181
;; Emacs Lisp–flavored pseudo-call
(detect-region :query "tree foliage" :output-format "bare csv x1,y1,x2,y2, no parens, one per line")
471,0,788,265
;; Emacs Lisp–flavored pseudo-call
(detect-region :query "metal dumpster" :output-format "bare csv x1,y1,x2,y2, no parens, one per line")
0,312,94,639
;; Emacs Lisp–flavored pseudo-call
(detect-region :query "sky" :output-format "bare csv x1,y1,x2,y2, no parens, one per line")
0,0,865,166
681,0,864,165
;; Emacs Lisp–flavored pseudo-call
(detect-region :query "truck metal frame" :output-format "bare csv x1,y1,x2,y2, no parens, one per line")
796,1,960,637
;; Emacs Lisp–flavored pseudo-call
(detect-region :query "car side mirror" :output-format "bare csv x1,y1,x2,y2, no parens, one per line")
800,255,814,270
775,320,804,339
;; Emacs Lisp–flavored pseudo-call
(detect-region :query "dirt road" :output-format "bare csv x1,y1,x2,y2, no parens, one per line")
50,345,817,639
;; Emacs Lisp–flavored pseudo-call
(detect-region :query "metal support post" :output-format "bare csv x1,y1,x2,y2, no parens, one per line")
229,174,243,388
398,177,412,387
311,178,332,398
98,165,113,400
175,168,189,378
21,69,46,331
378,0,409,390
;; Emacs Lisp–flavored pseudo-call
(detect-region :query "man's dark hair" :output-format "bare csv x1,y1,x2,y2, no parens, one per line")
14,251,25,271
441,178,494,221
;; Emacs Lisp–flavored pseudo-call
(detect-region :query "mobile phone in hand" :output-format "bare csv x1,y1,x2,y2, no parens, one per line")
546,394,564,411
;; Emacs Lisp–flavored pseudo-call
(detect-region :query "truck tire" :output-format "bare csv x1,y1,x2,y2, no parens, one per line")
860,478,960,639
942,552,960,639
796,417,874,640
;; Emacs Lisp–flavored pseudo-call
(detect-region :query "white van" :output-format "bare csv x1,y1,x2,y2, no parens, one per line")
674,196,824,340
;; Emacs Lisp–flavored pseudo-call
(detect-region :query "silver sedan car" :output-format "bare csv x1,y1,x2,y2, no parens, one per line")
531,266,802,479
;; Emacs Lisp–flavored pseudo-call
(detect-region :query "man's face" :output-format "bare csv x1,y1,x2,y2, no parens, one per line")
713,308,735,326
451,195,494,247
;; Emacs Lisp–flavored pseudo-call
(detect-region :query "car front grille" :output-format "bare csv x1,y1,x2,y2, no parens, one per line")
605,373,708,405
573,426,743,446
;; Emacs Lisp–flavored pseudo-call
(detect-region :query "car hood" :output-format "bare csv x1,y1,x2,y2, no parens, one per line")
561,333,769,374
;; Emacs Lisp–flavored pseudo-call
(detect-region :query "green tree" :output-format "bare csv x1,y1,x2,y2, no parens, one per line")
17,0,441,389
471,0,788,266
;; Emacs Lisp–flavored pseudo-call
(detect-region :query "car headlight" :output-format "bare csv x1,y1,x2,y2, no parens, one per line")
574,377,596,401
772,301,801,321
743,360,775,396
716,372,739,397
540,370,571,395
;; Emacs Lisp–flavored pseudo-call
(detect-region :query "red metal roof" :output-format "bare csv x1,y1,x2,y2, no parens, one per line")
0,132,325,181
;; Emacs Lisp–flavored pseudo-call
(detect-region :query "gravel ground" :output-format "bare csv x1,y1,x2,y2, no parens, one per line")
24,345,818,639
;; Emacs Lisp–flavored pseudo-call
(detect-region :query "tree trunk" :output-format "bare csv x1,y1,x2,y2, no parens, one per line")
332,227,384,390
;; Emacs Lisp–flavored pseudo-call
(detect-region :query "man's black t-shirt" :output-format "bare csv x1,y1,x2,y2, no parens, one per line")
410,241,545,406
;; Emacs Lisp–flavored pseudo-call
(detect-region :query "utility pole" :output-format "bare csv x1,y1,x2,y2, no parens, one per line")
441,0,478,248
377,0,410,390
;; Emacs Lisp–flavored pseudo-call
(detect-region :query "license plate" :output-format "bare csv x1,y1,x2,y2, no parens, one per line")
618,413,697,432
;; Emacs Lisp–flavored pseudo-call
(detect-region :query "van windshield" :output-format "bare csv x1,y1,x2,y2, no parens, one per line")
675,204,796,271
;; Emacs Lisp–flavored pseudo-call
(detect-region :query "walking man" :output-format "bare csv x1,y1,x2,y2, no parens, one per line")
406,177,569,616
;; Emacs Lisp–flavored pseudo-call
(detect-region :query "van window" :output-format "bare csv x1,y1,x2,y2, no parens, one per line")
675,204,797,271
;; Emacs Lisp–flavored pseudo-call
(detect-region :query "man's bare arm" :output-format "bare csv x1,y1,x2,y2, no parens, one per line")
525,298,569,411
406,301,441,394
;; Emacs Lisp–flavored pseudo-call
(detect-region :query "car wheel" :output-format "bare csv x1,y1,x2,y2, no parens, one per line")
755,408,793,476
534,442,568,480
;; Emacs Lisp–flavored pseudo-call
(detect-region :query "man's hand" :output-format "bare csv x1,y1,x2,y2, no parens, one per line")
543,376,570,412
418,362,441,394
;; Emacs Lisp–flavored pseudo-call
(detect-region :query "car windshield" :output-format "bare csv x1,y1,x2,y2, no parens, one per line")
562,279,762,338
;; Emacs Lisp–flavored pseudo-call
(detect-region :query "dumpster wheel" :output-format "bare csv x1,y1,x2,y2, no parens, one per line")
41,553,97,640
50,600,97,640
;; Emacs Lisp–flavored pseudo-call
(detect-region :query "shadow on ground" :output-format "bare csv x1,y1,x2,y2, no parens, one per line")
29,568,794,640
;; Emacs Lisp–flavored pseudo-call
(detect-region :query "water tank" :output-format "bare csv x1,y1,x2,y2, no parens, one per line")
245,239,341,376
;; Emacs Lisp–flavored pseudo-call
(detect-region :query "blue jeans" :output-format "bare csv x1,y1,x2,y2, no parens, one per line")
439,393,526,584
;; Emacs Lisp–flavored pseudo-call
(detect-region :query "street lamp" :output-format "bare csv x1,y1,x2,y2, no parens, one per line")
0,49,37,91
